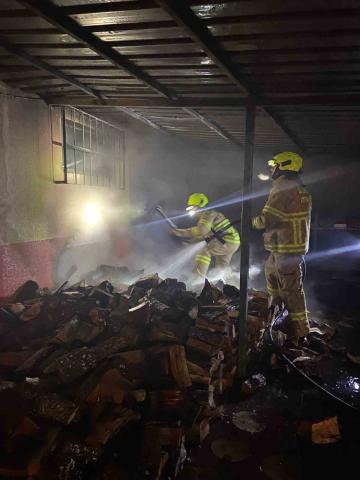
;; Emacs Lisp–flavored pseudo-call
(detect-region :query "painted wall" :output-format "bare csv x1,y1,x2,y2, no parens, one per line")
0,90,130,297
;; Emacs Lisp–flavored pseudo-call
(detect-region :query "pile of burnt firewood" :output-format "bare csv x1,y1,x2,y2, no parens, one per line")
0,275,268,479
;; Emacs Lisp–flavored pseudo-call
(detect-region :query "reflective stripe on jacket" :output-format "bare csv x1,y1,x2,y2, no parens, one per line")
252,175,311,254
180,210,240,245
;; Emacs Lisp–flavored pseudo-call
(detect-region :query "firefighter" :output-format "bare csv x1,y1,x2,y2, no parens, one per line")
172,193,240,281
252,152,311,344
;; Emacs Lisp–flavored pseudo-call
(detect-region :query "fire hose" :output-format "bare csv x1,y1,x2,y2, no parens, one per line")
155,205,178,229
268,311,358,412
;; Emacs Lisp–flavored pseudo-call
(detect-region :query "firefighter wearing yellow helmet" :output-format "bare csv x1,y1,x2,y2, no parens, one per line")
252,152,312,344
172,193,240,280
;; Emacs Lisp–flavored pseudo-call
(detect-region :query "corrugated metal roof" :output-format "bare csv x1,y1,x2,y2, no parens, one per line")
0,0,359,151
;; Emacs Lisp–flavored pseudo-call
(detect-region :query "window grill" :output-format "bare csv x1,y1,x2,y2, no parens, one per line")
50,106,125,188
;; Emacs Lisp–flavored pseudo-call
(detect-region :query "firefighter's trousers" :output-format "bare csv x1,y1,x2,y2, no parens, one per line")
193,239,239,278
265,253,310,339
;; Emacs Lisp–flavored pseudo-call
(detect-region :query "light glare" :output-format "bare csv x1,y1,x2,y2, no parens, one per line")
83,203,101,226
258,172,270,181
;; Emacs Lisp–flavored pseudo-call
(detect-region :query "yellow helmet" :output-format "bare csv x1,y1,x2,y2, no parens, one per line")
268,152,303,173
186,193,208,210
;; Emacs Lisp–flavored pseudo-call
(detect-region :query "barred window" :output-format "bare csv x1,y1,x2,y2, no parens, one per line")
50,106,125,188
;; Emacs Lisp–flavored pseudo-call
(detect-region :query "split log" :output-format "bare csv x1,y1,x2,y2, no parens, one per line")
148,390,185,415
0,351,33,369
53,315,104,346
86,369,129,405
168,345,192,388
86,407,141,446
147,320,187,345
186,417,210,445
188,327,225,348
43,348,97,383
95,325,142,361
186,338,214,357
195,317,227,334
146,345,191,388
141,423,184,480
33,394,82,425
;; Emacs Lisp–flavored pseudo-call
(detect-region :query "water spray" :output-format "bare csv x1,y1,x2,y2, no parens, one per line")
158,242,205,279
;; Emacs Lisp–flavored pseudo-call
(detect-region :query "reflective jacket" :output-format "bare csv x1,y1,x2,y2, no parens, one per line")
177,210,240,245
252,175,311,254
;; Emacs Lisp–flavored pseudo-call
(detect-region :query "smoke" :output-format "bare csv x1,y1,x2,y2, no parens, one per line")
52,147,360,295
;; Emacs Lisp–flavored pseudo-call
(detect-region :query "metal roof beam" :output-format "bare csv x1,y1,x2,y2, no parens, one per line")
0,36,102,99
59,3,360,22
152,0,303,149
115,106,167,131
14,29,360,49
0,9,35,17
80,8,360,33
153,0,250,95
19,0,177,100
46,94,360,108
264,107,306,151
85,21,175,33
17,2,242,143
183,107,241,145
48,96,247,108
60,1,156,15
58,0,239,15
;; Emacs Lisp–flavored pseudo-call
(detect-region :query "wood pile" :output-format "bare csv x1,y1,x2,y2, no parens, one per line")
0,276,268,479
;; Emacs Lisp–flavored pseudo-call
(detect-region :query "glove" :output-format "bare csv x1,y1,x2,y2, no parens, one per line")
171,228,187,238
252,215,265,230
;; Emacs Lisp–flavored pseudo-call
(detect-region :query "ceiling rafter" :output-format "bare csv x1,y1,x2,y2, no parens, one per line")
56,3,360,23
57,0,241,15
19,0,177,100
152,2,251,95
18,0,238,142
60,0,156,15
45,94,360,108
183,107,241,145
7,0,357,150
115,106,166,131
9,28,360,50
5,7,360,34
153,0,306,151
0,35,102,99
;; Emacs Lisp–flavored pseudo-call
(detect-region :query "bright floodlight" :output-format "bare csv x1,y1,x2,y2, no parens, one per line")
258,172,270,181
83,203,101,226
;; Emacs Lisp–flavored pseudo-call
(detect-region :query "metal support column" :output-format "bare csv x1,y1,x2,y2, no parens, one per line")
237,100,256,378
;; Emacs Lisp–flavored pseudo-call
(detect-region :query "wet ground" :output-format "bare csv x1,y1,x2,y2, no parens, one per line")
296,353,360,410
179,351,360,480
179,386,302,480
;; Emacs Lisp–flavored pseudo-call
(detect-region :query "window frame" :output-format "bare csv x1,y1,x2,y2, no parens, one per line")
50,105,125,189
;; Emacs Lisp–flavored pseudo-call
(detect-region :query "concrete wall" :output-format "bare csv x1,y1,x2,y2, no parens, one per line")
0,91,130,297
